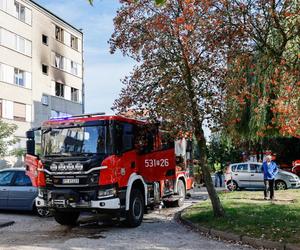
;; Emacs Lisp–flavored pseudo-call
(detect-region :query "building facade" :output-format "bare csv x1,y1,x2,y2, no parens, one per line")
0,0,84,166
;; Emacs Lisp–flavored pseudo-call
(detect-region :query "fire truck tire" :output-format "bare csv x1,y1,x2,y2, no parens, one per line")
53,211,80,226
175,179,186,207
125,189,144,227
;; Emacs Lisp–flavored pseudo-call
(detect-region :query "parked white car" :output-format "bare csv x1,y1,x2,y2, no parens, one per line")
225,162,300,191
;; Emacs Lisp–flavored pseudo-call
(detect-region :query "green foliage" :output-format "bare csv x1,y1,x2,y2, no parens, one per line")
11,148,25,158
207,133,242,166
0,119,18,157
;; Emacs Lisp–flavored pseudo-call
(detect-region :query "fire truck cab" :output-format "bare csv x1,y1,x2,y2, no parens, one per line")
25,113,193,227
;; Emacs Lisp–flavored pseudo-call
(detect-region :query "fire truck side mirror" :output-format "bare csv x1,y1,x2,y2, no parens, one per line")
26,130,35,156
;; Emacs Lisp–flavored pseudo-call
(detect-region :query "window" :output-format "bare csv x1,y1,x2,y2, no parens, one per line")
115,123,134,153
42,34,48,45
70,35,78,50
41,95,49,106
14,1,25,22
236,164,248,172
0,171,14,186
15,36,25,54
55,54,64,70
13,171,32,186
55,82,64,97
42,64,48,74
14,68,25,86
231,165,237,172
71,87,79,102
13,102,26,121
250,164,262,173
70,61,78,75
55,26,64,42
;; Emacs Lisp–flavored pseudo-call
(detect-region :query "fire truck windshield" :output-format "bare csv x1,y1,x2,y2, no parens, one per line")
42,125,113,156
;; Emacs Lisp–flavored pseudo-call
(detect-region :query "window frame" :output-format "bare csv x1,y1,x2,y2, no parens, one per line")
70,35,78,50
12,171,32,187
71,87,79,102
14,68,25,87
55,82,64,98
14,1,25,23
55,26,64,42
42,34,48,45
236,164,249,173
42,64,48,75
13,101,26,122
114,122,135,154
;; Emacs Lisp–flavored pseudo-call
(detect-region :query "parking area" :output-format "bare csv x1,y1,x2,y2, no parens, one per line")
0,189,252,250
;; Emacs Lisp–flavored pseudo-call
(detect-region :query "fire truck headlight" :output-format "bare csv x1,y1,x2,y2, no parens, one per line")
75,163,83,171
98,188,117,199
50,164,58,172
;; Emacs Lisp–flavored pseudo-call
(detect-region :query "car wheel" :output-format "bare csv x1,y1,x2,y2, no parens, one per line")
227,180,238,191
275,180,287,190
125,189,144,227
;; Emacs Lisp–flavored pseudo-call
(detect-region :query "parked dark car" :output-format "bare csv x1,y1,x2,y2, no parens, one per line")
0,168,49,216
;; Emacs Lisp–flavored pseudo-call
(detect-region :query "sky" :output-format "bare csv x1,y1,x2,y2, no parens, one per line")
35,0,134,114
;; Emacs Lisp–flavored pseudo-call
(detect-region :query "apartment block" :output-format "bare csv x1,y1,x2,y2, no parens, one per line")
0,0,84,165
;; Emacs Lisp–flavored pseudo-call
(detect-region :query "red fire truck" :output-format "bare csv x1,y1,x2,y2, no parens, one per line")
25,113,194,227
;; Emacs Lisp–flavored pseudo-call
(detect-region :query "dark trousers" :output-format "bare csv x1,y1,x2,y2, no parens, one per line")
215,172,223,187
264,179,275,199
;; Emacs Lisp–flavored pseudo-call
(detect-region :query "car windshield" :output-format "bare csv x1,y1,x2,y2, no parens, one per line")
43,125,113,156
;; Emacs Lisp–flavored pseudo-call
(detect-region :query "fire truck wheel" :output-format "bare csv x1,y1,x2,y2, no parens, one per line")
53,210,80,226
175,179,186,207
125,189,144,227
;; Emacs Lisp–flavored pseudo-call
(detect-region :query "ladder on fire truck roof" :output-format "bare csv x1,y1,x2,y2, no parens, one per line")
50,112,106,120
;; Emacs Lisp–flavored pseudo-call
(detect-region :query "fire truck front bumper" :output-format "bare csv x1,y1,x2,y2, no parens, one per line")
36,196,121,210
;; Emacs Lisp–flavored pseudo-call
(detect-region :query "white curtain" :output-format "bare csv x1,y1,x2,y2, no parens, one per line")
25,8,31,25
25,104,32,122
2,100,13,119
65,85,71,101
25,40,31,56
64,31,71,47
25,72,31,89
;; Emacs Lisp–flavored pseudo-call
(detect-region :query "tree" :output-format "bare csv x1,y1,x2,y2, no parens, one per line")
0,120,17,157
110,0,226,217
221,0,300,140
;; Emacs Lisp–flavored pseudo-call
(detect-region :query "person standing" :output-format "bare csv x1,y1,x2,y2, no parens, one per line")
214,162,223,187
262,155,278,200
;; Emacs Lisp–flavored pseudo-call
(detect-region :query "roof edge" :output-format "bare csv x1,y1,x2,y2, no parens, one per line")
28,0,83,35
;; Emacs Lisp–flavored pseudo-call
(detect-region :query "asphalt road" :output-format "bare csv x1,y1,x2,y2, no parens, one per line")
0,189,253,250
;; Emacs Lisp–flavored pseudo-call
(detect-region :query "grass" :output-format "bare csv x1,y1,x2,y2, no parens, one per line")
182,190,300,244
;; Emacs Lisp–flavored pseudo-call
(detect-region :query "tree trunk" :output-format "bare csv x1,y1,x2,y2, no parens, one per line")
194,125,225,217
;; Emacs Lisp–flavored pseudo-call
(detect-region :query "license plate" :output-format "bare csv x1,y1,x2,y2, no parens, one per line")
62,179,80,184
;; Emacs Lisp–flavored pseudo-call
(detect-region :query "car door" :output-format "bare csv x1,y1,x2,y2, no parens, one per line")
232,163,249,188
0,171,15,208
249,164,264,188
7,171,37,210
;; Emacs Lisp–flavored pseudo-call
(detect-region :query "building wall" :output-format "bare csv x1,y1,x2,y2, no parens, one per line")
0,0,84,167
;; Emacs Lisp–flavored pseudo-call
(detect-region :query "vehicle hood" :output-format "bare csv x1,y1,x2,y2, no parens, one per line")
277,169,299,179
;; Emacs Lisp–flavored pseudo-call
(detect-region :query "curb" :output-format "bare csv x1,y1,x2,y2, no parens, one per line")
177,211,299,250
0,220,15,228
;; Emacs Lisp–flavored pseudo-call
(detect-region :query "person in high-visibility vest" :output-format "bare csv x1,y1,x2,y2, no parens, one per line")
214,162,223,187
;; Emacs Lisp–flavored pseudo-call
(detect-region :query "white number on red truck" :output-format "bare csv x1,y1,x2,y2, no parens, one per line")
145,159,169,167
